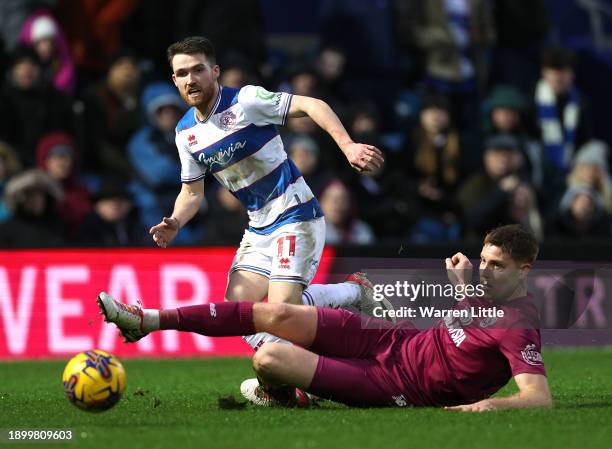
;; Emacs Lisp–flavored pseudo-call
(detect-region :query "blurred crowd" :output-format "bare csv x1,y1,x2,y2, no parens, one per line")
0,0,612,248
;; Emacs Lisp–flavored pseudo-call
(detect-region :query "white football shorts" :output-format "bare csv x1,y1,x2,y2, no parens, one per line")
229,217,325,286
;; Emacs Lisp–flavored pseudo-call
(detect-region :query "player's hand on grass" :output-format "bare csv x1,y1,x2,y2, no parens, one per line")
445,399,496,412
149,217,180,248
342,142,384,174
445,252,473,289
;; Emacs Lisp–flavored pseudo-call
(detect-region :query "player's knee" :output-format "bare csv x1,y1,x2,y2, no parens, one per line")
252,343,284,376
224,285,245,302
267,283,304,305
225,284,260,302
267,292,301,304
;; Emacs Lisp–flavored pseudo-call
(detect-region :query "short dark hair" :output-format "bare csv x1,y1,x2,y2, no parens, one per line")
541,48,575,70
167,36,216,68
484,224,539,264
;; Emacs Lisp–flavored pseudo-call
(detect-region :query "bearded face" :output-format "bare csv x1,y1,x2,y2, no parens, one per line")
171,53,220,110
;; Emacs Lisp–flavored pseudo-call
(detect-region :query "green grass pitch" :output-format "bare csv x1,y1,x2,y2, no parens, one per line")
0,348,611,449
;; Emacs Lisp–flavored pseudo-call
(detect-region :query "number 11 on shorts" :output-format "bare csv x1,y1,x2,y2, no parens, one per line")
277,235,296,257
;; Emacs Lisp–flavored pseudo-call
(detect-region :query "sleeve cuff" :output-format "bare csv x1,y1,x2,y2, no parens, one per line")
281,94,293,126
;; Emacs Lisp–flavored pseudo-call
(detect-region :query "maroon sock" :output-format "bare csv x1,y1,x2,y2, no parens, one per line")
159,309,179,330
160,301,255,336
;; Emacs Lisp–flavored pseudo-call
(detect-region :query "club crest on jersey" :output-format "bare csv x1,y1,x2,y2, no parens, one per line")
188,134,197,146
521,344,543,365
479,315,497,328
219,110,236,131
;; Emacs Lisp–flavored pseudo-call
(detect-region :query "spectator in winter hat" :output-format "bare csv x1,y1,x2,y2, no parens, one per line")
36,131,91,236
0,169,65,247
19,11,75,95
567,140,612,212
549,184,610,239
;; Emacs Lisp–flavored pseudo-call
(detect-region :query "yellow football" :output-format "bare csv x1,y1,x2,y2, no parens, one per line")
62,349,126,411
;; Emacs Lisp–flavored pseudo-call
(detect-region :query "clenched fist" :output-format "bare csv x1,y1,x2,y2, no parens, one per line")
445,252,473,288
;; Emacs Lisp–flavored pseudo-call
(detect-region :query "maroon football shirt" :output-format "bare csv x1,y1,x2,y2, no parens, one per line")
399,296,546,406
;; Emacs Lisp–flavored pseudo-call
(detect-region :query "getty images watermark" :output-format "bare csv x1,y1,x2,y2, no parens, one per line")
342,263,611,333
370,281,505,320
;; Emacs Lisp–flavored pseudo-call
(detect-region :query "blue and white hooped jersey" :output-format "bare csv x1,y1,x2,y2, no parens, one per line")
175,85,323,235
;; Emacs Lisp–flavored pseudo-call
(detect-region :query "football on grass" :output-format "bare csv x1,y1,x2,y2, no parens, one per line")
62,349,126,411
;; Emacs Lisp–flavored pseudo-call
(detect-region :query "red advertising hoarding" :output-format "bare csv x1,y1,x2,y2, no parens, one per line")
0,247,334,359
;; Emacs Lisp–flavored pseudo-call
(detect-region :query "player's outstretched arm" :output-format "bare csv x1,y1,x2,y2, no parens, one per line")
149,180,204,248
445,373,553,412
288,95,384,173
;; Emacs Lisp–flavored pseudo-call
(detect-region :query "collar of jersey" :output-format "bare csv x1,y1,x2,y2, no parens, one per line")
194,85,223,124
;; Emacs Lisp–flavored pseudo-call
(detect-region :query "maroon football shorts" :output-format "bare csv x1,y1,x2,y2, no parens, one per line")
307,308,419,407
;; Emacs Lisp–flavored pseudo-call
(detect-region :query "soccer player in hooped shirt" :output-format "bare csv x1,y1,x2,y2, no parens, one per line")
147,36,390,352
99,224,552,410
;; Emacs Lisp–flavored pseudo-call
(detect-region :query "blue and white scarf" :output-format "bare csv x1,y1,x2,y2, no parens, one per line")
536,79,580,171
444,0,474,81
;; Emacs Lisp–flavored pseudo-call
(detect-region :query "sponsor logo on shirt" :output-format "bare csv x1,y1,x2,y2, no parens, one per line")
521,343,543,365
188,134,198,146
444,316,466,347
255,87,282,106
198,140,247,167
256,87,276,100
448,327,466,347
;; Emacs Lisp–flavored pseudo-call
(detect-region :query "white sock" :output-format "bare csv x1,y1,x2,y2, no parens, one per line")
241,282,360,351
243,332,291,351
240,282,362,352
142,309,160,333
301,283,361,308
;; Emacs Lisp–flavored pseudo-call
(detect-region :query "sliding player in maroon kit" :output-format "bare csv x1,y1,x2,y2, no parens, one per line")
97,224,552,410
